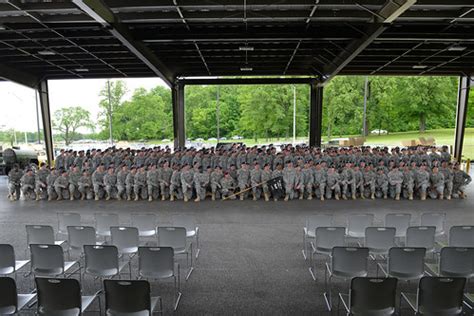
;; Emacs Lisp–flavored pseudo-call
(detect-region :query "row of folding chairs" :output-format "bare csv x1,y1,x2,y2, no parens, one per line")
316,246,474,313
337,276,473,315
0,276,165,315
302,212,473,259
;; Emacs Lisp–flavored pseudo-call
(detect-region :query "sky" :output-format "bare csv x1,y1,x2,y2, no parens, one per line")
0,77,168,132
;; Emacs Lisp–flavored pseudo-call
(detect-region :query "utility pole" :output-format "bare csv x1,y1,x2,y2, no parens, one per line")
107,80,114,145
362,76,369,136
293,85,296,145
216,86,220,140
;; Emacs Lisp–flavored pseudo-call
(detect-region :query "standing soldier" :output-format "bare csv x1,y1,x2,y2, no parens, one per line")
46,168,59,201
35,163,50,201
210,166,223,201
452,162,471,199
159,161,173,201
134,166,148,201
282,161,296,201
401,163,414,200
180,164,194,202
363,164,376,200
429,166,445,200
375,167,388,199
20,169,35,200
261,164,272,202
416,164,430,200
104,166,118,200
237,162,251,200
92,164,106,201
388,165,404,200
7,164,23,201
440,161,453,200
250,162,262,201
55,150,65,170
220,172,236,200
325,166,341,200
68,165,82,200
126,166,137,201
54,169,69,200
78,170,93,200
147,164,160,202
116,165,129,201
170,165,182,202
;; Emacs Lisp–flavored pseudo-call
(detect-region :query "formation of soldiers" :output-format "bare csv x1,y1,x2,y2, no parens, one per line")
7,144,472,202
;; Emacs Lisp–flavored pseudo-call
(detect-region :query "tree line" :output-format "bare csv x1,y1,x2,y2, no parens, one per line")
49,76,473,145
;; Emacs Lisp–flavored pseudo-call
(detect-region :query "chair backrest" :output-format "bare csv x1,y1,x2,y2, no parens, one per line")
172,215,197,233
84,245,119,276
347,214,374,238
57,213,81,234
449,226,474,247
111,227,139,254
94,213,119,235
331,247,369,278
406,226,436,251
26,225,55,246
35,277,81,315
132,214,157,236
67,226,97,251
385,213,411,238
30,244,64,274
417,277,466,315
0,244,16,275
420,213,445,236
315,227,346,250
138,247,174,279
439,247,474,278
306,214,334,231
365,227,396,253
388,247,426,279
349,277,397,315
157,227,187,252
104,280,151,314
0,277,18,314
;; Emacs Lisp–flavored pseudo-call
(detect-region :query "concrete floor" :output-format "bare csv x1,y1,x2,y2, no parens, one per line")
0,175,473,315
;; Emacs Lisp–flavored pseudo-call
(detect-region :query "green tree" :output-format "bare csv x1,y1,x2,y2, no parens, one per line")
98,80,128,139
53,107,93,145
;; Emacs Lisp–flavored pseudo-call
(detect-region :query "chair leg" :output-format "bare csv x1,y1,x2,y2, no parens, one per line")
195,232,200,259
302,231,307,260
308,250,316,281
185,244,194,280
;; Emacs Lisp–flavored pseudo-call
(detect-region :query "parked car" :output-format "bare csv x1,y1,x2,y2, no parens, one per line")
370,129,388,135
232,135,243,140
208,137,217,141
195,138,204,142
220,137,227,140
161,138,171,142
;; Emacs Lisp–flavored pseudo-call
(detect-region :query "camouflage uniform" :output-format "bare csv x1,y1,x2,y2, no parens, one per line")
194,170,210,201
116,168,129,200
388,168,404,200
92,168,106,200
282,165,296,201
134,169,148,201
341,167,355,200
181,168,194,202
146,167,160,201
325,169,341,200
35,167,50,200
416,167,430,200
104,170,118,200
159,166,173,200
210,168,223,200
452,168,471,198
54,173,70,200
237,166,251,200
220,175,236,199
363,167,376,199
250,166,262,200
261,167,272,201
68,169,82,200
170,169,183,201
375,169,388,199
46,170,59,200
20,172,35,200
78,173,93,200
125,170,136,200
402,167,414,200
7,168,23,200
429,169,445,199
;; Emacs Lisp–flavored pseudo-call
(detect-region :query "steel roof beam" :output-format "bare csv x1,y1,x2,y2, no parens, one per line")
73,0,174,87
0,62,41,88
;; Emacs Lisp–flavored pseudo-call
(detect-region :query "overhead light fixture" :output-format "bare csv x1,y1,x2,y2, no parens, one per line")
239,46,254,51
74,68,89,72
448,46,467,51
240,67,253,71
412,65,427,69
37,50,56,56
0,25,5,31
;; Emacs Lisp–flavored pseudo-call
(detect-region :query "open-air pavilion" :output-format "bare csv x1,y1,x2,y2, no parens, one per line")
1,1,474,314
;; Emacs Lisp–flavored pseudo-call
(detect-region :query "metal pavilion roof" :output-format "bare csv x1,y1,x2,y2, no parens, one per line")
0,0,473,87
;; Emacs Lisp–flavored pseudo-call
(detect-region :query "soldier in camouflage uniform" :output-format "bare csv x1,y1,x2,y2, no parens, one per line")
341,163,356,200
325,166,341,200
68,165,82,200
353,164,364,199
261,164,272,202
194,166,211,202
92,164,106,200
181,164,194,202
78,170,93,200
375,167,388,199
134,166,148,201
429,166,445,200
452,162,471,199
104,166,118,200
440,161,453,200
401,163,414,200
282,161,296,201
54,169,70,200
20,169,35,200
125,166,137,201
146,164,160,202
210,166,223,201
416,164,430,200
7,164,23,201
250,162,262,201
294,165,305,200
237,162,251,200
35,163,50,201
388,165,404,200
363,164,376,200
47,168,59,201
170,165,183,201
116,165,129,200
302,162,315,200
220,172,236,200
159,161,173,201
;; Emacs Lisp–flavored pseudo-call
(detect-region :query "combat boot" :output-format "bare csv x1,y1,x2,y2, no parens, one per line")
335,194,340,201
134,195,139,201
184,196,188,202
360,194,365,200
264,193,269,202
36,193,40,201
170,194,175,202
252,192,257,201
117,195,122,201
299,194,303,200
320,195,325,201
48,196,52,201
439,193,444,200
212,193,216,201
409,193,413,200
460,192,465,199
352,194,356,200
194,196,200,202
447,195,451,200
161,194,166,201
106,194,111,201
148,196,152,202
95,195,99,201
127,195,131,201
383,194,388,199
395,193,400,201
81,193,85,200
421,192,426,201
70,195,75,201
284,194,289,201
240,194,244,201
308,193,312,200
342,194,347,200
371,193,375,200
57,196,62,201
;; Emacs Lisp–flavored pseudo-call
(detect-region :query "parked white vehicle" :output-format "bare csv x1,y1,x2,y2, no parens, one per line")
370,129,388,135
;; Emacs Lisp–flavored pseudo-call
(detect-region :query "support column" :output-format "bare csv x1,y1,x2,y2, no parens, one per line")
454,76,471,162
172,82,185,149
38,80,54,165
309,81,324,147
